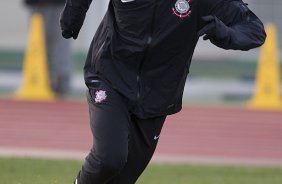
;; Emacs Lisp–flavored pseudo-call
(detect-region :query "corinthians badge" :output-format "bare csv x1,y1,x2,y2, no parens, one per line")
172,0,192,18
95,90,107,103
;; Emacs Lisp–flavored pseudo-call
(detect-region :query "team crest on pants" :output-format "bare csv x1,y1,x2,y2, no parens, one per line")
95,90,107,103
172,0,192,18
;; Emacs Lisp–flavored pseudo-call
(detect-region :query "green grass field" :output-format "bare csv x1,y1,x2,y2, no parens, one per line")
1,157,282,184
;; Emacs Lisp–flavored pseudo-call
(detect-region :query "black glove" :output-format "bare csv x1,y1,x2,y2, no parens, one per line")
197,15,230,41
60,4,86,39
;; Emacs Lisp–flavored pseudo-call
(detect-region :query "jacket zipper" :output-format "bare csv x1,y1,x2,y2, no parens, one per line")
137,36,152,100
136,0,158,102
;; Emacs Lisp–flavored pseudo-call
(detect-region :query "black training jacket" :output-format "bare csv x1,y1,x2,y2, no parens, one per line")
81,0,266,118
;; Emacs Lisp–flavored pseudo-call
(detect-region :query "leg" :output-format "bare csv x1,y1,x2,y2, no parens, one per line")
41,5,72,95
76,81,131,184
108,115,166,184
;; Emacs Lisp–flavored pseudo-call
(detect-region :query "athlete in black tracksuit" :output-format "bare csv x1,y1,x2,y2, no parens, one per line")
60,0,266,183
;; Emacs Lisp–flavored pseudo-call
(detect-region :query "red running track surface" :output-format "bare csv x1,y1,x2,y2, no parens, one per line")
1,98,282,166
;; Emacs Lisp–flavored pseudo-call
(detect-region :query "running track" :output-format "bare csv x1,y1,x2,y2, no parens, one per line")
1,98,282,167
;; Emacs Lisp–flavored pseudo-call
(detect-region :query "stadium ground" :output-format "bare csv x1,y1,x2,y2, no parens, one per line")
1,50,282,167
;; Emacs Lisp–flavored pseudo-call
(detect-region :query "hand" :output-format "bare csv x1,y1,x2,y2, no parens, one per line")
197,15,229,41
60,4,86,39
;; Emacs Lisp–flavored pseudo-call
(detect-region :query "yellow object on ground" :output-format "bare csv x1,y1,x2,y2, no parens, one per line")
247,23,282,110
15,13,55,101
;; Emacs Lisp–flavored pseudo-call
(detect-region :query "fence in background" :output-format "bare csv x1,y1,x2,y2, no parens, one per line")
0,0,281,54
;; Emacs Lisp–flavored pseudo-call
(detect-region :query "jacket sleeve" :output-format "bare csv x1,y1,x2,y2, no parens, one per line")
66,0,93,11
200,0,266,50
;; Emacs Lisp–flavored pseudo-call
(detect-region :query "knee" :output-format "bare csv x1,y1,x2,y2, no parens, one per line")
85,150,127,178
101,153,127,175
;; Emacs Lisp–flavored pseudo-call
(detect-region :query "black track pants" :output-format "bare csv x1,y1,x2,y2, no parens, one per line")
76,81,166,184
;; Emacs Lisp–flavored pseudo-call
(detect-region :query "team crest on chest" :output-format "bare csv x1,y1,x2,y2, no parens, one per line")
95,90,107,103
172,0,192,18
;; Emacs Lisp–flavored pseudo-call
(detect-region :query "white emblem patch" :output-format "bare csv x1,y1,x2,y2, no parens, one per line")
95,90,107,103
172,0,192,18
175,0,190,14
